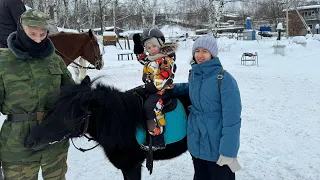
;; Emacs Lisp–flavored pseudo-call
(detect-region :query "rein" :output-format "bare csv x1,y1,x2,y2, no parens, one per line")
70,108,100,152
71,135,100,153
55,48,96,70
49,106,100,152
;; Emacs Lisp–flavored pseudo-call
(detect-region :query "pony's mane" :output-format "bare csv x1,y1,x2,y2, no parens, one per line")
91,83,145,148
48,82,93,125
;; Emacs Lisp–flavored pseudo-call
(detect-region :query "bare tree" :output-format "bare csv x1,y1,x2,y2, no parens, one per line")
62,0,70,28
152,0,157,26
208,0,215,33
113,0,118,32
141,0,147,28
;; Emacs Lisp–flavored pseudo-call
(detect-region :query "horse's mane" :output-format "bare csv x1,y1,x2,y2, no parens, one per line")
52,77,145,149
48,31,98,44
48,31,86,38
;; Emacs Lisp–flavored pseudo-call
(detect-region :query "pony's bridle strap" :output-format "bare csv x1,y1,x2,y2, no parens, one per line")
71,110,100,152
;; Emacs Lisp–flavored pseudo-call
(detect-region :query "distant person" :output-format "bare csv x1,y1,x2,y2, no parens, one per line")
0,0,26,48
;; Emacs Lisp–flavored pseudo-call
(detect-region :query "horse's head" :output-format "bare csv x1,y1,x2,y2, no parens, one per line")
25,76,95,150
81,29,104,70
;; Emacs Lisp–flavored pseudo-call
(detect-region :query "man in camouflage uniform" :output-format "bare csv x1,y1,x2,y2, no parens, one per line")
0,9,74,180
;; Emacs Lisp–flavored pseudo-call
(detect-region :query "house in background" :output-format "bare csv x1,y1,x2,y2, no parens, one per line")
284,5,320,36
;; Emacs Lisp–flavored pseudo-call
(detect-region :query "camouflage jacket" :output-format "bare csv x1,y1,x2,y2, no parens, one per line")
0,32,74,114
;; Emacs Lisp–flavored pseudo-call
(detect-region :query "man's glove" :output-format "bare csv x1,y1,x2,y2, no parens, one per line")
133,34,144,54
216,155,241,173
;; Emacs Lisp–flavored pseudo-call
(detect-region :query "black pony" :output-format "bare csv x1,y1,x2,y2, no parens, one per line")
25,76,191,180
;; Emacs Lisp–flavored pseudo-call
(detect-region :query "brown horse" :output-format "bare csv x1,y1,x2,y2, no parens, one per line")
49,29,104,70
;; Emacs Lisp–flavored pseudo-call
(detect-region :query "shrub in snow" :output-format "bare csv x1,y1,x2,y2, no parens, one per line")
292,36,307,44
217,37,235,52
313,34,320,41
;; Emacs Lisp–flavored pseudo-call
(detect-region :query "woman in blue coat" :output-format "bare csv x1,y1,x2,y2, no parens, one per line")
174,35,242,180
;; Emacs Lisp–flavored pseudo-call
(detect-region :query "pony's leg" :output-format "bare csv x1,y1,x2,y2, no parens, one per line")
79,57,87,82
121,164,142,180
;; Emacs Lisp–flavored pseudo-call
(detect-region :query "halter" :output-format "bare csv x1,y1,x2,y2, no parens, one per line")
70,111,100,153
49,104,100,152
55,33,103,70
89,37,103,69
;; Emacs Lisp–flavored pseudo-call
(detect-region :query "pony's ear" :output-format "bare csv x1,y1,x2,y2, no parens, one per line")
88,29,93,38
81,76,91,86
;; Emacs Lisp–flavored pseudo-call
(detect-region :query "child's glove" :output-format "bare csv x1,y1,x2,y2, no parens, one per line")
145,82,158,94
133,34,144,54
216,155,241,173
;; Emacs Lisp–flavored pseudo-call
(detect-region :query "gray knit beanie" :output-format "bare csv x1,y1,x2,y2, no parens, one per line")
192,35,218,58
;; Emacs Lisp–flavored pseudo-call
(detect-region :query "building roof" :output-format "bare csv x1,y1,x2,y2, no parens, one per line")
103,31,117,36
82,26,124,32
223,13,240,18
283,5,320,11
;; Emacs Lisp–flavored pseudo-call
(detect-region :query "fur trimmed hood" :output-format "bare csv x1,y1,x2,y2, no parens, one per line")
147,42,178,61
159,42,178,55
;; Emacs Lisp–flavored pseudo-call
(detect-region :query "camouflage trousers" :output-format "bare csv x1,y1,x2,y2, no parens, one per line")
0,120,69,180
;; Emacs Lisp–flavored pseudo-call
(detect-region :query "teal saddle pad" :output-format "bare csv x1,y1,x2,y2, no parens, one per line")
135,99,187,145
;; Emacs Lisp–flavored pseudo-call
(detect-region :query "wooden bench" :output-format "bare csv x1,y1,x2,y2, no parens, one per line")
117,52,134,61
241,52,258,66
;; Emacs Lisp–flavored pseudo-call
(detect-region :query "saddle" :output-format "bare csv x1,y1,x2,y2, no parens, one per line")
162,98,177,113
129,85,178,113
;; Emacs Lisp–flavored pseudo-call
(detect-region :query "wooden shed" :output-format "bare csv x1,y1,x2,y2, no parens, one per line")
103,31,117,46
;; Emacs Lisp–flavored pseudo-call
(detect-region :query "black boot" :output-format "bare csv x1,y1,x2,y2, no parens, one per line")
152,134,166,150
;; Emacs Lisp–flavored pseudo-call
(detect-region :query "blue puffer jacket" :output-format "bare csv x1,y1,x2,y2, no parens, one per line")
173,57,241,162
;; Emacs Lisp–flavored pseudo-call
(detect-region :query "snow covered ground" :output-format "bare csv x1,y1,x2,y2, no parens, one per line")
1,26,320,180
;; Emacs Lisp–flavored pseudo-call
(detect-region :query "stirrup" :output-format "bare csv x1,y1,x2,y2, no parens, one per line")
140,143,165,151
140,143,150,151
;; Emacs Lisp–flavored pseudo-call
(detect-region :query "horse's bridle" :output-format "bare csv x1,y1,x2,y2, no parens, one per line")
89,37,103,69
49,105,100,152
